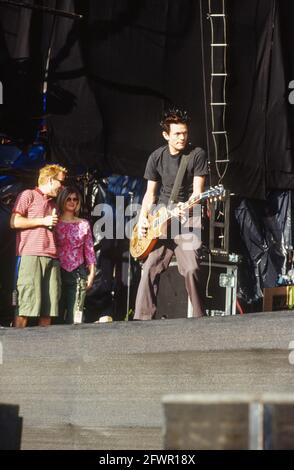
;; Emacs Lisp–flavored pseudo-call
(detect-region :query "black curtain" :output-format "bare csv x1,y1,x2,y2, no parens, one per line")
0,0,207,174
224,0,294,199
0,0,294,196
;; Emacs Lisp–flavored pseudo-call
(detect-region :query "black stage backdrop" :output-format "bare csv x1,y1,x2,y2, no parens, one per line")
225,0,294,198
0,0,294,198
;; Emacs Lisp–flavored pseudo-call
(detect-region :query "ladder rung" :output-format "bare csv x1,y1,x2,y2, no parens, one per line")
210,103,227,105
211,44,228,47
216,159,230,163
212,131,227,134
208,14,226,17
211,73,228,76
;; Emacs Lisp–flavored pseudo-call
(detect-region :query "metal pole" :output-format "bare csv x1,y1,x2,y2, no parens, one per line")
126,192,134,321
0,0,83,20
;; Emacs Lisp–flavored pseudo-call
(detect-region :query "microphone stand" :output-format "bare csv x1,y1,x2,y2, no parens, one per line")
75,171,90,216
126,192,134,321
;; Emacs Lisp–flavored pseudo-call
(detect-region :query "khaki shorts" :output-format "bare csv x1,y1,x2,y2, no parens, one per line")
16,255,61,317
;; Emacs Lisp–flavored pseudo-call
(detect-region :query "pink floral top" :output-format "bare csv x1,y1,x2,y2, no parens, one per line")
55,219,96,272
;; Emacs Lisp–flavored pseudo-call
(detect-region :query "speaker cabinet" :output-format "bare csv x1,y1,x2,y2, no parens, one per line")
157,260,238,318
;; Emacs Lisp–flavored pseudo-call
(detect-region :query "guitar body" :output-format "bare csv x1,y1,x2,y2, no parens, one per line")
130,207,168,260
130,185,224,260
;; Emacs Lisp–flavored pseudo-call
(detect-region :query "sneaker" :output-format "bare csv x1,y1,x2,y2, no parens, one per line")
97,315,113,323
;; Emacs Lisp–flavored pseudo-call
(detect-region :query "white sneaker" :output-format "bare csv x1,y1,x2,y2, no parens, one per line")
97,315,113,323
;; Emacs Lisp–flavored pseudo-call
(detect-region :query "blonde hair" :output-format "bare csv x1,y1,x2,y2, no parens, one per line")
38,164,67,185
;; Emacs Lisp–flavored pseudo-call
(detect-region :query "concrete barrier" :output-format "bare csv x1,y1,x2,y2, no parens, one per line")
163,393,294,449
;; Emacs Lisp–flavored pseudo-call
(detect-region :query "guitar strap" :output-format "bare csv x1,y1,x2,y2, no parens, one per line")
168,149,193,205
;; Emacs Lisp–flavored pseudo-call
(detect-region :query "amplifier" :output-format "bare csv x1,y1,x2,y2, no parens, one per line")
157,259,238,319
200,249,242,265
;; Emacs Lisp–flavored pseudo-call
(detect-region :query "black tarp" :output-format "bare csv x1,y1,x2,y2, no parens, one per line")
0,0,206,174
225,0,294,198
1,1,294,196
0,0,294,196
233,190,294,302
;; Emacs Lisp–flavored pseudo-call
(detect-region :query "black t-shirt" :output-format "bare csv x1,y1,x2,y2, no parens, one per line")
144,144,208,206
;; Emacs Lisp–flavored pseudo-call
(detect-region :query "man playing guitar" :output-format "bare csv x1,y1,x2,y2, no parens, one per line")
134,108,208,320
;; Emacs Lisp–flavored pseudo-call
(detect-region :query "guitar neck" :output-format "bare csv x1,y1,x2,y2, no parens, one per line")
152,186,224,228
156,195,202,226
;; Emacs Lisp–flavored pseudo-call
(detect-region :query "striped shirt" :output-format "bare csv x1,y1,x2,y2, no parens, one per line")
12,188,58,257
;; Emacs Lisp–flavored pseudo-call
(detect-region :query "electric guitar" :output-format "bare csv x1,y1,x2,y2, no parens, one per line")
130,185,224,260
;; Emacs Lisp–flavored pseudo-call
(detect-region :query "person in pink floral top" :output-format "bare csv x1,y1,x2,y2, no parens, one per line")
55,187,96,323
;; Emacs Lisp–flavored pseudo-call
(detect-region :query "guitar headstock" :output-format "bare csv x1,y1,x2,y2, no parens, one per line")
186,185,226,207
201,184,225,201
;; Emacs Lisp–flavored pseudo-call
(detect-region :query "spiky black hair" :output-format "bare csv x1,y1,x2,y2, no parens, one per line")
160,108,190,132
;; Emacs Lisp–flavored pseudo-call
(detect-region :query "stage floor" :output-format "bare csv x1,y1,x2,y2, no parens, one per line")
1,311,294,449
